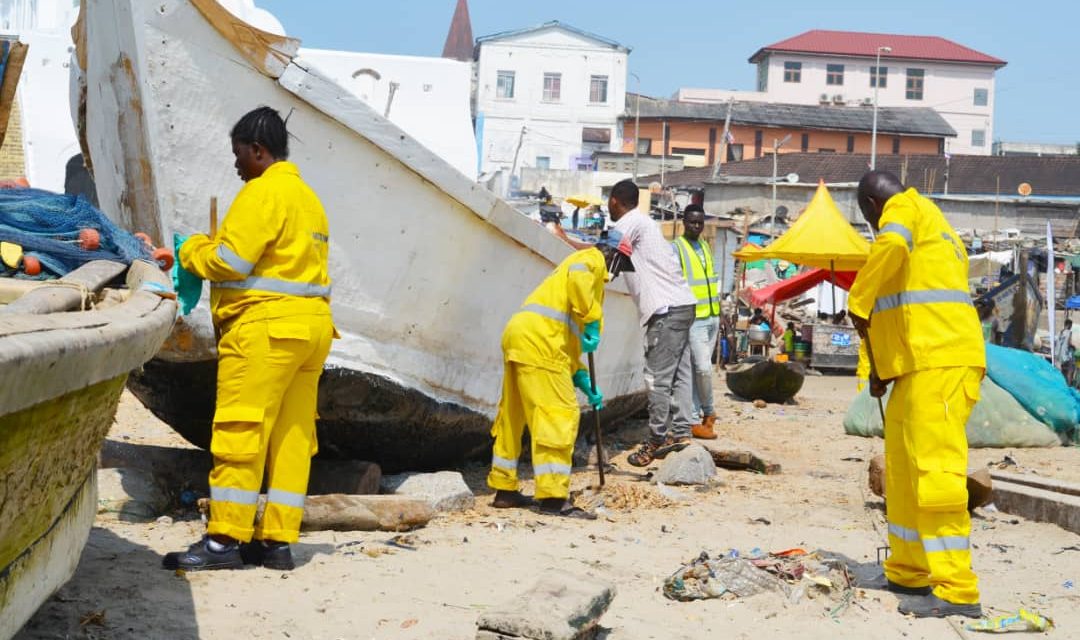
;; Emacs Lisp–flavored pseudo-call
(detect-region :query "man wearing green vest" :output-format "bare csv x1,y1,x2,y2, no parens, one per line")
673,204,722,439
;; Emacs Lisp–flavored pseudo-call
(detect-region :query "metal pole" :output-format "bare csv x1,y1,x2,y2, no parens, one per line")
771,139,778,236
871,46,890,170
631,72,641,181
711,96,735,179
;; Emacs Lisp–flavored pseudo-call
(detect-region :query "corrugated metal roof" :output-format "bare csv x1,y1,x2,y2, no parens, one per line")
625,95,956,138
749,30,1005,67
475,20,629,53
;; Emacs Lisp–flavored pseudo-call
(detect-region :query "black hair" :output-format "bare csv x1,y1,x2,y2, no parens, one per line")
684,204,705,216
231,106,289,159
610,179,639,209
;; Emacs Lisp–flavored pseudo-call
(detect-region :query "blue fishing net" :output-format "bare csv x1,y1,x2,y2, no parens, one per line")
0,188,152,279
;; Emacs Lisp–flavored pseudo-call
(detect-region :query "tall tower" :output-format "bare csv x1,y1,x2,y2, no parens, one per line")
441,0,473,62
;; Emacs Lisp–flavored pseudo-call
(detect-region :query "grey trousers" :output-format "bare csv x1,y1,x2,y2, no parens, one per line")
643,304,695,441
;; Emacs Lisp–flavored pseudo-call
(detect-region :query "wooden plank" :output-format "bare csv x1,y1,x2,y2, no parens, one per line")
699,442,782,475
0,40,28,149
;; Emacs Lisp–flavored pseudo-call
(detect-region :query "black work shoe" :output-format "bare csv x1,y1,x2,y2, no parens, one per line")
162,536,244,572
888,580,933,596
239,541,296,570
898,593,982,618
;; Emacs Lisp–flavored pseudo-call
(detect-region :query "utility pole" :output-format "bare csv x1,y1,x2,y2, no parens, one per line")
711,96,735,179
870,45,892,170
631,72,641,181
507,125,526,197
770,134,791,236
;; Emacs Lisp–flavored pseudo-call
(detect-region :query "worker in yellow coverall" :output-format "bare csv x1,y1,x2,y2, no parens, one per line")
848,171,986,618
488,232,634,519
163,107,335,572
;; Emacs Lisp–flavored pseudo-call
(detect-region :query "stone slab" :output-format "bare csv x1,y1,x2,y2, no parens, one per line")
476,570,615,640
699,441,782,475
991,480,1080,535
652,444,716,486
381,471,475,512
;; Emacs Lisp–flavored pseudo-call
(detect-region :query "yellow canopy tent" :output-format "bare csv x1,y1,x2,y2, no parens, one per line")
733,181,871,271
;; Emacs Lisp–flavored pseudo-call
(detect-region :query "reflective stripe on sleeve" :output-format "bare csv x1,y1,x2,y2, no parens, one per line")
519,303,582,339
491,455,518,471
873,289,973,314
216,244,255,275
880,223,914,252
568,263,589,273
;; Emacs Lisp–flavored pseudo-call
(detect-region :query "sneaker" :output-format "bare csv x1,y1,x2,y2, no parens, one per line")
898,593,982,618
162,536,244,572
240,541,296,571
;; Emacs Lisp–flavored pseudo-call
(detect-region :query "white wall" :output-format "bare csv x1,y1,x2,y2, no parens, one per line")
299,49,477,180
475,25,627,176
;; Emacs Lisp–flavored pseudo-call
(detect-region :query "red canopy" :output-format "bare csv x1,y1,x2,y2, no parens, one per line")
748,268,857,308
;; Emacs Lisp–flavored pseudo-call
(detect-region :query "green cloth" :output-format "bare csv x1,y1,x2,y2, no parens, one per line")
783,329,795,353
171,233,203,315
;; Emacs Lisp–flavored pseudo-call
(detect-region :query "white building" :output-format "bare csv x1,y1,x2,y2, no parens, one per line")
0,0,80,191
299,50,477,180
678,30,1006,156
474,21,628,181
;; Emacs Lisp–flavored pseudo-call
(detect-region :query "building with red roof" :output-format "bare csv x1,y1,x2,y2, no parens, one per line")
678,30,1006,157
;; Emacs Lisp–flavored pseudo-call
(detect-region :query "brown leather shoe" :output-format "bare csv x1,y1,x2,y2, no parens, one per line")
692,415,718,440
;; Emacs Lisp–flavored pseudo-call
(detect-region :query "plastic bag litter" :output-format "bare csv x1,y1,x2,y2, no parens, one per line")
985,344,1080,436
966,609,1053,633
843,376,1064,448
663,552,788,601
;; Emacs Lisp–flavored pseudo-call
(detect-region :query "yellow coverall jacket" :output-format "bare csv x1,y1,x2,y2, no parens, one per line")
180,161,335,544
848,187,986,604
488,249,606,500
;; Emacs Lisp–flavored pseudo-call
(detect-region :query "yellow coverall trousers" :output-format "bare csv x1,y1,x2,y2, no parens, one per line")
207,314,334,544
487,361,580,500
884,366,982,604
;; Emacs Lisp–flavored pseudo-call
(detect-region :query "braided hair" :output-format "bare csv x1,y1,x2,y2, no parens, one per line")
230,106,290,159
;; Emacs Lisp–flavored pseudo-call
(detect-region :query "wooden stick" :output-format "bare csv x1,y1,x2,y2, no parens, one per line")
209,197,218,238
587,352,605,487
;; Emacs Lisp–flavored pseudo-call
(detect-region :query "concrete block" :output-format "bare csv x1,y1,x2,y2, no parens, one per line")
381,471,475,512
991,480,1080,535
652,445,716,486
97,468,168,522
476,570,615,640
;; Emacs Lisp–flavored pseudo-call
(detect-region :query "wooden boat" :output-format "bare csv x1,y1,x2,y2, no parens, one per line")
975,272,1043,351
0,260,176,640
75,0,647,472
724,358,806,404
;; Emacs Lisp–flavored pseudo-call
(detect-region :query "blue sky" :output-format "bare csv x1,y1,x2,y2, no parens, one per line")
260,0,1079,144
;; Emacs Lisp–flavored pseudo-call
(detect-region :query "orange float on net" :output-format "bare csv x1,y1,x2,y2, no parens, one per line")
22,255,41,276
78,228,101,251
151,246,174,271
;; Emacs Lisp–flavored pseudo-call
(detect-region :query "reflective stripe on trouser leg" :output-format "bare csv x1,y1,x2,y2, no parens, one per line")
519,364,579,500
487,361,526,493
255,315,333,544
912,367,982,604
882,373,931,590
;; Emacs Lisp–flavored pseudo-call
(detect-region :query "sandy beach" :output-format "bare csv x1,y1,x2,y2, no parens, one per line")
15,373,1080,640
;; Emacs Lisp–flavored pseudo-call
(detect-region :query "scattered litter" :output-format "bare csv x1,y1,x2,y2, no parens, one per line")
79,610,107,627
753,399,767,409
966,609,1053,633
992,455,1019,469
1063,580,1074,590
841,457,864,462
750,517,772,526
400,619,419,629
662,548,854,611
987,543,1014,554
1053,545,1080,555
155,515,173,526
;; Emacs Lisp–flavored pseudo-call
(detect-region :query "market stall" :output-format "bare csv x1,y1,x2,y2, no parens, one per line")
733,182,871,371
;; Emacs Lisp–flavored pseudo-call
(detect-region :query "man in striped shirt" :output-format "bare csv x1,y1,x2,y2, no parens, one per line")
606,180,699,467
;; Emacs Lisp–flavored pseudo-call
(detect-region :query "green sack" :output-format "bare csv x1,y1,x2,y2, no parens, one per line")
843,376,1064,448
171,234,203,315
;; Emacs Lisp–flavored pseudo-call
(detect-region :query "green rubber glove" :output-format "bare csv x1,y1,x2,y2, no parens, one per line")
171,233,204,316
572,369,604,410
580,320,601,353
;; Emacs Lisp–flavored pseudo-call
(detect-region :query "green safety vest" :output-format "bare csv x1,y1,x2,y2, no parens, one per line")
673,236,721,319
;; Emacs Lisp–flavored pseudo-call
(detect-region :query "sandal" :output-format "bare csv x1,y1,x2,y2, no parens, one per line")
627,440,661,467
492,490,537,509
654,436,691,459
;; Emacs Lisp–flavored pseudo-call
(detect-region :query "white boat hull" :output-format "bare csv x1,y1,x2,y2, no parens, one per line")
80,0,647,469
